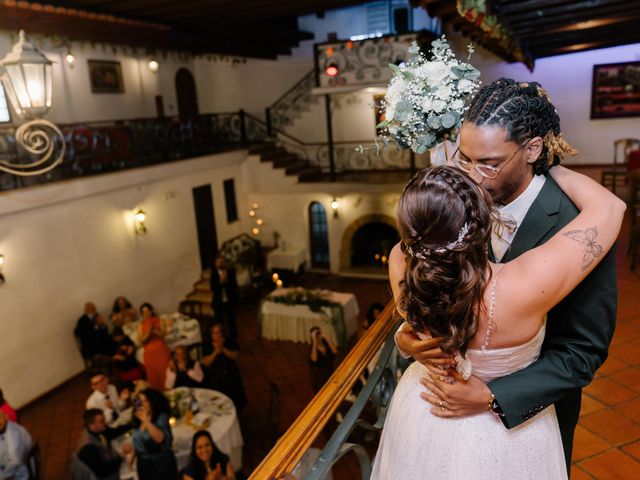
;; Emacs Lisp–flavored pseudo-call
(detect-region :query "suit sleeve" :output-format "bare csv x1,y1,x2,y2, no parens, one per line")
488,245,617,428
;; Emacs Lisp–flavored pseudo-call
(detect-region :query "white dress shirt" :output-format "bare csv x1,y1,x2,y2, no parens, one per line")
0,420,32,480
491,174,547,261
86,384,125,427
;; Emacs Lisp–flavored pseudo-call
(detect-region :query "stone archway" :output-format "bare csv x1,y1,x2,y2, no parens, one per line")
340,213,398,270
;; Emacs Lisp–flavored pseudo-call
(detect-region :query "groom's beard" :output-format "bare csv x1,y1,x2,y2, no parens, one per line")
488,178,521,206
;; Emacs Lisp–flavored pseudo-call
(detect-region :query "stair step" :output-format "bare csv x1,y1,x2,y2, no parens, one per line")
248,143,275,154
285,162,315,175
260,149,291,161
186,291,211,303
272,156,303,168
297,167,324,182
194,279,210,292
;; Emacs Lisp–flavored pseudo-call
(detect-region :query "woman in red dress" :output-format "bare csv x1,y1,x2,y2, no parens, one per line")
138,303,171,391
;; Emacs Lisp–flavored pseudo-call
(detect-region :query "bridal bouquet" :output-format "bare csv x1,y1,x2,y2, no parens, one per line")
378,36,481,155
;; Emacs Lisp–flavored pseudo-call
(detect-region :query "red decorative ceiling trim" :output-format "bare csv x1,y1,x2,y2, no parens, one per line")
0,0,170,31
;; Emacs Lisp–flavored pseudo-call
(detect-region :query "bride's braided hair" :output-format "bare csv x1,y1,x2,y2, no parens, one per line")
397,166,493,354
466,78,577,175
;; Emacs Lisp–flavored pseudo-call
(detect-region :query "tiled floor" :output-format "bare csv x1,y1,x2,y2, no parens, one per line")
17,222,640,479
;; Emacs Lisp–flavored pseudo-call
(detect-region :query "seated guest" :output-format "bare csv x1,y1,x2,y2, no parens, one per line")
0,410,32,480
74,302,115,369
0,388,17,423
183,430,235,480
111,296,138,327
165,346,205,390
131,389,177,480
86,371,130,428
71,409,133,480
112,332,145,383
309,327,337,393
138,303,171,391
202,324,246,410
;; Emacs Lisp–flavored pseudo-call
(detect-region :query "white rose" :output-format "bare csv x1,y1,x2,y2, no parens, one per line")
421,97,433,112
419,61,450,86
436,85,453,100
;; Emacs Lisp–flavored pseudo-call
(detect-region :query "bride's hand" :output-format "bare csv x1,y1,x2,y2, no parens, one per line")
395,324,454,370
419,370,492,419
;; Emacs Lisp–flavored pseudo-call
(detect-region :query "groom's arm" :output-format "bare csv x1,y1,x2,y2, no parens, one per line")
488,245,617,428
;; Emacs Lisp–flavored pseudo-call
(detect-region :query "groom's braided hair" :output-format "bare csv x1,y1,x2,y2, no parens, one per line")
397,166,493,354
466,78,577,175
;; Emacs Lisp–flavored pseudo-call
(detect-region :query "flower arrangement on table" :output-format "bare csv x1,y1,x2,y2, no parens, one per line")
267,287,340,313
358,36,481,160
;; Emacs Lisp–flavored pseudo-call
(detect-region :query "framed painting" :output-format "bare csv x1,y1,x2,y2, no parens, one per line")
88,60,125,94
591,61,640,119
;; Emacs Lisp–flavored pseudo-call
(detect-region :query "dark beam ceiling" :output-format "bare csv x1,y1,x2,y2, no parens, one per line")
0,0,371,59
412,0,640,67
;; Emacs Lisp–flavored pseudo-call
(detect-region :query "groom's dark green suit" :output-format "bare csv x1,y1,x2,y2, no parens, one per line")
488,174,617,471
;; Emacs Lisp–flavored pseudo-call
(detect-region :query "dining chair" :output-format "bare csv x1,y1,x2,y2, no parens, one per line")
601,138,640,194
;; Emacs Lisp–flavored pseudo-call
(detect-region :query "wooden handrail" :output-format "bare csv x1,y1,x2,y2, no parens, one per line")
249,300,398,479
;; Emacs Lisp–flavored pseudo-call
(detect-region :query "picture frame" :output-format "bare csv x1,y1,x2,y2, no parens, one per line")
88,60,125,94
590,61,640,119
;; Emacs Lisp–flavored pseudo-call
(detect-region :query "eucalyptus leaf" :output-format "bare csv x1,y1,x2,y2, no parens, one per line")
441,113,456,129
376,120,391,129
428,116,441,129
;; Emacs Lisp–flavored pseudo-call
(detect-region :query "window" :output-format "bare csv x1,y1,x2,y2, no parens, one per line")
308,202,330,269
223,178,238,223
0,84,10,123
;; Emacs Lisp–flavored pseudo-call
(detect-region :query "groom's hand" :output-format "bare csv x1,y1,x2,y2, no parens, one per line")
395,323,454,367
419,370,492,418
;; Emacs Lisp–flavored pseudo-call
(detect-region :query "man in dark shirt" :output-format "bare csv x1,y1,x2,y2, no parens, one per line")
74,302,115,368
72,409,131,480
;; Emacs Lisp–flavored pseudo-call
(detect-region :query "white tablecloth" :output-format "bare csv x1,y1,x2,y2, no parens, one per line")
122,313,202,362
116,388,243,479
267,246,307,271
260,289,359,346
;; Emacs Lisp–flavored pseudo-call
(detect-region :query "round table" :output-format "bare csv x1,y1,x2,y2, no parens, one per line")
116,388,243,479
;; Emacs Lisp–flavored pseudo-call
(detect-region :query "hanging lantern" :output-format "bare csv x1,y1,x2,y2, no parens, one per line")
0,30,53,120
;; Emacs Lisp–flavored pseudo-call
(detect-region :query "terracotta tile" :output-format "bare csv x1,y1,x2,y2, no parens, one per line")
579,450,640,480
607,366,640,393
609,341,640,366
584,377,637,406
573,425,612,461
569,466,596,480
597,356,628,375
580,410,640,445
622,440,640,461
580,394,608,416
617,398,640,423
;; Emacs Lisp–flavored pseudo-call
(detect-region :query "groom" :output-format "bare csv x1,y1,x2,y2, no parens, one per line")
395,78,617,473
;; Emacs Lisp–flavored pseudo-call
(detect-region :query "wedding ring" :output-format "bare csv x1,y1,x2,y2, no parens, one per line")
439,400,444,408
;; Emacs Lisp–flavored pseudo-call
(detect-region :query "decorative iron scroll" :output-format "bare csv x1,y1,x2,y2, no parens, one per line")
269,70,318,130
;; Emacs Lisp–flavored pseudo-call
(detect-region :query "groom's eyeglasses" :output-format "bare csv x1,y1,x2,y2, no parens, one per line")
451,141,529,180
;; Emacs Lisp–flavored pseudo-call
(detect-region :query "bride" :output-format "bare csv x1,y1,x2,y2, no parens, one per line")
371,165,624,479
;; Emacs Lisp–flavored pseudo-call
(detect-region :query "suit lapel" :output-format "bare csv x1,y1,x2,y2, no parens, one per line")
501,176,563,263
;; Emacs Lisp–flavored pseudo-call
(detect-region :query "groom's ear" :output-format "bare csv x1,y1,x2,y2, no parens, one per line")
525,136,543,164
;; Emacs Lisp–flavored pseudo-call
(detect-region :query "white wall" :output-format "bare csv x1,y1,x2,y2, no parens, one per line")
0,151,248,407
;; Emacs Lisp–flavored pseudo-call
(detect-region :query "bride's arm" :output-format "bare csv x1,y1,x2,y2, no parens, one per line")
505,166,625,315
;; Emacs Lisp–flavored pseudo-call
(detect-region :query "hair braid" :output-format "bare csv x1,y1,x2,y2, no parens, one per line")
466,78,577,174
397,166,493,354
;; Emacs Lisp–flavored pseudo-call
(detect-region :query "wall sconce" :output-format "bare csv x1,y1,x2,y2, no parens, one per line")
331,197,340,218
0,254,4,285
65,46,75,68
134,208,147,235
0,30,65,176
148,59,159,73
251,227,260,236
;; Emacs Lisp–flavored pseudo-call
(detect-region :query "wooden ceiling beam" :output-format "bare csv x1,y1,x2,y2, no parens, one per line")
524,21,640,48
510,4,637,33
533,30,640,58
518,15,640,40
500,0,632,24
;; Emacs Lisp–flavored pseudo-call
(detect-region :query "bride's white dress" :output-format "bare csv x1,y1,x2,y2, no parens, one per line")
371,323,568,480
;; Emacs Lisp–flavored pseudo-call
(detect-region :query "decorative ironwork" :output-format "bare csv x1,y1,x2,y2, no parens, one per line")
313,143,417,172
316,33,418,90
0,112,253,191
0,119,65,176
304,325,403,480
268,70,317,130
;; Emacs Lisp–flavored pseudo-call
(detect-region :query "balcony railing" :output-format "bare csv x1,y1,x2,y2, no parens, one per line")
0,111,268,192
249,302,403,480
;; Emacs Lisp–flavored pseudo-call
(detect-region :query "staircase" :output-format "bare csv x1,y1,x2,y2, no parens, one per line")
183,270,213,316
248,143,323,182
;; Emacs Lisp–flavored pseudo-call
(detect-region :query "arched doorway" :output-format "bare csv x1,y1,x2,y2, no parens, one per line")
175,68,199,118
309,202,330,269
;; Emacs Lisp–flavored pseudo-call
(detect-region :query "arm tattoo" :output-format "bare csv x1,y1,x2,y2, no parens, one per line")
562,226,604,271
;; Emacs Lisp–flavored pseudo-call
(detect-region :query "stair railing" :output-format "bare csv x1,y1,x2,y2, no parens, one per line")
265,70,317,135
